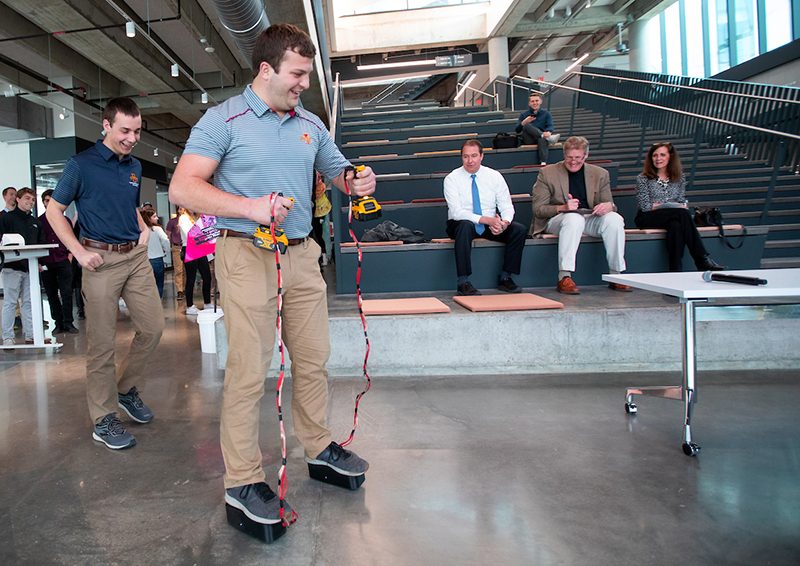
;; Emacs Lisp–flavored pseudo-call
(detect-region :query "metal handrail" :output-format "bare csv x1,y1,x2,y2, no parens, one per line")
493,79,541,112
574,70,800,105
330,72,340,139
537,76,800,141
456,83,499,111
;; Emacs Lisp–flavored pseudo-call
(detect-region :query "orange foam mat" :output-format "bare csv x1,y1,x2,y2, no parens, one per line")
361,297,451,316
453,293,564,312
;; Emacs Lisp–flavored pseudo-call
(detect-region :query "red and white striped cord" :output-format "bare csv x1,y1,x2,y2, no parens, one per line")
340,178,372,448
270,193,297,526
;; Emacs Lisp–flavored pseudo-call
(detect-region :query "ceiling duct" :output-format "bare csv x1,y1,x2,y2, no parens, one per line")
209,0,270,70
0,96,48,143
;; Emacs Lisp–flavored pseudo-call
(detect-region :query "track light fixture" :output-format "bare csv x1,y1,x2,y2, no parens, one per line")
153,148,159,157
58,108,69,120
126,21,136,38
201,92,208,104
173,156,178,164
171,63,179,77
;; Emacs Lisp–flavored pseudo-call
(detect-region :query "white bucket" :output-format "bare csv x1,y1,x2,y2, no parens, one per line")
197,308,224,354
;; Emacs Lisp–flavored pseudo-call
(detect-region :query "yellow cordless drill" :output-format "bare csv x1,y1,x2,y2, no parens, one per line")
253,194,293,253
347,165,381,221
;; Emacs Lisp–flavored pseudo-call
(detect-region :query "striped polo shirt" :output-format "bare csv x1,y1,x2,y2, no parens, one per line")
183,85,349,239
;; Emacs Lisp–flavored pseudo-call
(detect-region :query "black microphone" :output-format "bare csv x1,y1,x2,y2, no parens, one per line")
702,271,767,286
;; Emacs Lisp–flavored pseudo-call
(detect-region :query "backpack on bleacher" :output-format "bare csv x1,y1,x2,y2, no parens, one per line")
493,132,518,149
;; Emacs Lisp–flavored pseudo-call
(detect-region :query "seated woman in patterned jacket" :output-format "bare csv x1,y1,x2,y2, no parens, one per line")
635,142,726,272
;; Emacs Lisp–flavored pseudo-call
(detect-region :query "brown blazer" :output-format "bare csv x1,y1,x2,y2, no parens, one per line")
529,161,616,236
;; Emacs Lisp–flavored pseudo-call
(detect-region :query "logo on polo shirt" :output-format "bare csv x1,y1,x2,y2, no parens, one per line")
129,173,139,187
301,133,310,145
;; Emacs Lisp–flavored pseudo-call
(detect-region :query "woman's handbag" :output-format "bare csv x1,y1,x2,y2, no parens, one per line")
693,206,746,249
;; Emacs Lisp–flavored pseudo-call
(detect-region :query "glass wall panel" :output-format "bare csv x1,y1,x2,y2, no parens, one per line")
765,0,793,51
733,0,759,64
709,0,730,73
664,2,683,74
685,0,705,77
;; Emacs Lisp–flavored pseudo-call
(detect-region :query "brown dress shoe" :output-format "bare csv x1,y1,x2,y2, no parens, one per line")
608,282,633,292
557,277,580,294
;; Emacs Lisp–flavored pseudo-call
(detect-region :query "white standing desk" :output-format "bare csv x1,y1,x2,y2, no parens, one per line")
603,269,800,456
0,244,60,350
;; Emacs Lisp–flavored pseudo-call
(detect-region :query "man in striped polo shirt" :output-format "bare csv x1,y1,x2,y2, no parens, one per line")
170,24,376,529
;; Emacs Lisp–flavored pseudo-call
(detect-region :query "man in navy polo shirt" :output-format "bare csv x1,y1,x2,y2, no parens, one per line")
170,23,376,530
515,93,560,165
47,97,164,450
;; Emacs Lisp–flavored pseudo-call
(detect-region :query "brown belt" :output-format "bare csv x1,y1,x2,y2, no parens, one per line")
81,238,137,253
219,229,308,246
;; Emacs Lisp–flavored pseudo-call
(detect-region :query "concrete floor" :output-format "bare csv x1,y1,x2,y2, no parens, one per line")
1,281,799,565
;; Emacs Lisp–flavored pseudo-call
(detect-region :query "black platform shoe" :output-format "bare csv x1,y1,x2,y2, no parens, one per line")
699,255,727,271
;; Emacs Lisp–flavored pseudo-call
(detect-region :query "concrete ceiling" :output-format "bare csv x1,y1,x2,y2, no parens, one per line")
0,0,675,148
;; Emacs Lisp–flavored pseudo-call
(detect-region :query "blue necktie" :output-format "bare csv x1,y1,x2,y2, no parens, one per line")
471,174,484,235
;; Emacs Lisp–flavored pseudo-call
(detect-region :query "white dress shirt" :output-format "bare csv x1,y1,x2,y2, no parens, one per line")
443,165,515,225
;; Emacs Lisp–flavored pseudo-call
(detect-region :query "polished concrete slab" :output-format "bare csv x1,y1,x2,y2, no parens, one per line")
1,282,799,565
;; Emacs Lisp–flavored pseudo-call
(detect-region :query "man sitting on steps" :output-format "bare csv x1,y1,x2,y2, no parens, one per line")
444,139,526,296
515,93,560,165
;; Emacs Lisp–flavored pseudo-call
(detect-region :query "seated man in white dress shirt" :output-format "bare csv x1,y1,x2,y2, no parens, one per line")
443,139,526,296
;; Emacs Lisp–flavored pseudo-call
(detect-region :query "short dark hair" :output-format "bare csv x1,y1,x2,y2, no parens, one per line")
103,97,140,127
2,187,15,197
643,142,683,182
461,139,483,155
16,187,35,200
251,24,316,76
42,189,54,200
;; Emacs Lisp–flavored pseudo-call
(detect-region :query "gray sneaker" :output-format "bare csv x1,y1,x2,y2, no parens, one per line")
305,442,369,476
93,413,136,450
225,482,294,525
118,386,154,423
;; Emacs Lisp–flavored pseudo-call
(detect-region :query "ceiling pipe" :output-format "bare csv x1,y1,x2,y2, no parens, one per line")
208,0,270,70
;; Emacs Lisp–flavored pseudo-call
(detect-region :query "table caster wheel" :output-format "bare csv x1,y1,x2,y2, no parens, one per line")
682,442,700,456
625,402,637,414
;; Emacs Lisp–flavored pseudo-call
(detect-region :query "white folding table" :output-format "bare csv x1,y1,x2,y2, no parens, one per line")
603,269,800,456
0,243,61,350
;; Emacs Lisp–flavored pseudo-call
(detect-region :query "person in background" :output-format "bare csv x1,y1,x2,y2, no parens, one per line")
531,136,631,295
443,139,525,296
71,216,86,320
141,209,170,297
515,93,560,165
47,96,164,450
635,143,726,272
179,209,212,315
165,207,186,301
40,189,78,334
0,188,45,346
2,187,17,214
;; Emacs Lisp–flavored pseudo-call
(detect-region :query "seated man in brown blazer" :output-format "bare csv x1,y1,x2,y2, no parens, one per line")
530,136,631,294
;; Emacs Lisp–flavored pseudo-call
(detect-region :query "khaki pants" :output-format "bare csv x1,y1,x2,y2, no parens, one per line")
83,244,164,424
171,243,186,294
216,235,331,489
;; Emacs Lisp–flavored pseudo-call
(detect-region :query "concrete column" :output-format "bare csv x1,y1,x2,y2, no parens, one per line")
488,36,510,82
628,18,661,73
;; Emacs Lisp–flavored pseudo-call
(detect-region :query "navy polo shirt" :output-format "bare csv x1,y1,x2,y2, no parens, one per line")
52,140,142,243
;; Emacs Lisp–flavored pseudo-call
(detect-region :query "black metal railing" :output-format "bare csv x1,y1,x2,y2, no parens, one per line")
575,67,800,171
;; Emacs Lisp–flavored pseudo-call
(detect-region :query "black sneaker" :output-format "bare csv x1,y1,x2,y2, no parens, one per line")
225,482,294,525
64,323,79,334
497,277,521,293
92,413,136,450
456,282,481,296
52,326,65,334
305,442,369,476
118,386,154,423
